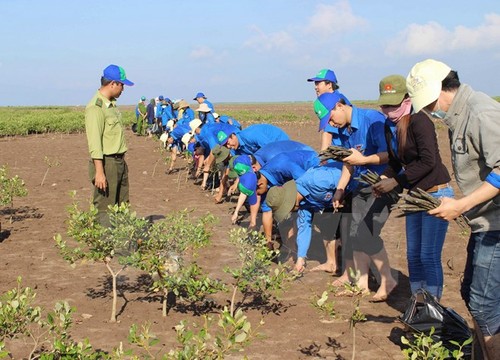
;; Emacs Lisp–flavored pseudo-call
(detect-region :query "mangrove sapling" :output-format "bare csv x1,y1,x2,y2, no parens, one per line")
0,165,28,226
114,307,262,359
55,197,149,322
40,156,60,186
346,268,367,360
0,278,107,359
125,211,225,317
310,290,337,321
224,228,297,316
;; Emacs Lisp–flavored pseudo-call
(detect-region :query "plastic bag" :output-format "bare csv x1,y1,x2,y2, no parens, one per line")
398,289,472,356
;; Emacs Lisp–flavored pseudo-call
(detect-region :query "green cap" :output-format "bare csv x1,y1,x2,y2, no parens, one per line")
212,145,230,164
377,75,407,106
266,180,297,223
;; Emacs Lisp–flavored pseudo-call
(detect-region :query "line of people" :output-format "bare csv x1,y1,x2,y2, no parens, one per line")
162,62,498,358
86,62,499,359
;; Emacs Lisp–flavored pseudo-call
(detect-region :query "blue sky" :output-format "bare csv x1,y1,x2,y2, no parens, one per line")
1,0,499,106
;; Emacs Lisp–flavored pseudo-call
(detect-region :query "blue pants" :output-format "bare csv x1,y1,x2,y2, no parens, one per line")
461,230,500,336
405,186,453,299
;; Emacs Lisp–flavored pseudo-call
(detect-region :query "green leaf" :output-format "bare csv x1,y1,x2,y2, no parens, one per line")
234,332,247,343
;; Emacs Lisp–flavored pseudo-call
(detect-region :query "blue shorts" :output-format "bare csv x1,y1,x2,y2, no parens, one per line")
461,230,500,336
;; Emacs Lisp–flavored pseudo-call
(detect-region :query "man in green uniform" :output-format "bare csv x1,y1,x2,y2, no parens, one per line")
85,64,134,227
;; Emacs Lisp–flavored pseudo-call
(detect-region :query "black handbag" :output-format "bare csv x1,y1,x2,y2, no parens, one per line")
398,289,472,356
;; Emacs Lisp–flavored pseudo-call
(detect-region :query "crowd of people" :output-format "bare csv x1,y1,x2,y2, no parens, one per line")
85,62,499,358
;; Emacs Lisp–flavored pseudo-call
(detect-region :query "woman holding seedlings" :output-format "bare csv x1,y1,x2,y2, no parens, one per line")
372,74,453,301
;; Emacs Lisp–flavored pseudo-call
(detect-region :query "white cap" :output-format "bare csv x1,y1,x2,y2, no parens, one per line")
406,59,451,113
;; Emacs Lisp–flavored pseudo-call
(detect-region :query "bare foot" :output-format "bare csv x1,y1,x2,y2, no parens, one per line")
332,274,350,287
310,262,338,273
370,280,398,303
294,257,306,273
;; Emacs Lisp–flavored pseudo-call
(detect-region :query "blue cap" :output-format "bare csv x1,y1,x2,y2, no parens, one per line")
314,91,351,131
159,95,164,101
140,96,146,101
164,97,171,102
238,172,257,205
193,92,206,100
102,64,134,86
307,69,337,84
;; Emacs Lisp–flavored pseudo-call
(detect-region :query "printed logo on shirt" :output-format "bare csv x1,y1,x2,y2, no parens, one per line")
324,192,333,201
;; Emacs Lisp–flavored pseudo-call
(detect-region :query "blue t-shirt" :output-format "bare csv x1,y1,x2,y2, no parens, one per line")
171,123,191,142
235,124,289,155
260,150,321,213
196,123,240,154
218,115,242,130
294,163,342,258
260,150,320,187
253,140,313,167
338,106,388,183
178,108,195,126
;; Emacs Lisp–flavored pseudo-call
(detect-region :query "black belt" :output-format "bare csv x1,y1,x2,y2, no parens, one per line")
104,153,125,159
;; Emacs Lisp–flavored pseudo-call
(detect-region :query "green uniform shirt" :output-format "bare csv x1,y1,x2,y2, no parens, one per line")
85,90,127,159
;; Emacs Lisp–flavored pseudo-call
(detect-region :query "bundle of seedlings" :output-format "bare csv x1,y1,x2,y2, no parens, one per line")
392,187,469,230
355,169,399,201
319,145,353,162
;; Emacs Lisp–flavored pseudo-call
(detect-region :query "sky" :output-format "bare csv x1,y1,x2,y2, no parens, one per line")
1,0,499,106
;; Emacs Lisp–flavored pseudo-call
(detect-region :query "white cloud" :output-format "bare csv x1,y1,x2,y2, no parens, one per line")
189,46,216,60
243,25,296,53
304,1,367,37
385,13,500,56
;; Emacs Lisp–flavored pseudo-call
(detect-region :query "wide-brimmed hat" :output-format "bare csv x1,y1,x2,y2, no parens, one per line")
196,103,211,113
181,132,193,148
177,100,190,109
189,118,202,132
212,145,230,164
377,75,407,106
266,180,297,223
406,59,451,113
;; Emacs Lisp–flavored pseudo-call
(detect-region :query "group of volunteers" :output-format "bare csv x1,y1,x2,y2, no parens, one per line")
85,62,499,358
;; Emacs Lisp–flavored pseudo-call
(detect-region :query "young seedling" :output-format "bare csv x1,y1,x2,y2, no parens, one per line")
310,290,337,321
224,228,297,316
55,195,149,322
125,210,225,317
0,165,28,226
40,156,60,186
114,306,262,359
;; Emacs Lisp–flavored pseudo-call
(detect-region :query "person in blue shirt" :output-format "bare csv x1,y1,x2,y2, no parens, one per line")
159,98,175,132
314,91,399,302
193,92,214,112
196,103,216,125
156,95,164,127
193,122,239,191
177,100,195,125
166,122,192,173
307,69,351,149
217,124,290,156
266,163,342,273
214,113,242,130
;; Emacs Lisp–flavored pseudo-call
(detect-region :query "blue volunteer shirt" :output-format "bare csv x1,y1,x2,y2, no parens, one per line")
178,108,195,126
339,106,388,182
219,115,242,130
295,163,342,258
260,150,322,213
204,99,214,112
253,140,313,167
235,124,289,155
170,123,191,144
200,112,216,125
196,123,239,155
260,151,320,187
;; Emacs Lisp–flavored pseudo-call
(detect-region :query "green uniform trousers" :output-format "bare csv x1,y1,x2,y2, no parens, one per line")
89,156,129,227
